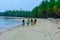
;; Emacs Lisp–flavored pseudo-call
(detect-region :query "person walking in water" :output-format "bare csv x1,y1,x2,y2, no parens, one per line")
34,19,37,24
22,19,25,26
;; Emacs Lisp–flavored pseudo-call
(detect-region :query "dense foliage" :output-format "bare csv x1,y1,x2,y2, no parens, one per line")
0,0,60,18
0,10,31,17
31,0,60,18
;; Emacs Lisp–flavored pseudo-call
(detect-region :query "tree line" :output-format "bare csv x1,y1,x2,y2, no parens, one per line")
31,0,60,18
0,10,31,17
0,0,60,18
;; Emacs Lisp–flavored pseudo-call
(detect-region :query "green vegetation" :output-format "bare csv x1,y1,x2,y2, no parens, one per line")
0,10,31,17
31,0,60,18
0,0,60,18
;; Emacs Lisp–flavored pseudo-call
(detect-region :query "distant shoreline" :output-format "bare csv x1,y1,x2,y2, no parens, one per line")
0,16,22,19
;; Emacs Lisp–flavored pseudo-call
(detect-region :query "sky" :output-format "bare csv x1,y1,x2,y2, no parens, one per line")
0,0,42,12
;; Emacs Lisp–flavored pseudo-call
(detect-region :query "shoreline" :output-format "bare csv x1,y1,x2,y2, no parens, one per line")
0,19,60,40
0,17,23,35
0,23,23,35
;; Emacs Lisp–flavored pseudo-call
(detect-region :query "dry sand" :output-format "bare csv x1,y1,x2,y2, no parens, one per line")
0,19,60,40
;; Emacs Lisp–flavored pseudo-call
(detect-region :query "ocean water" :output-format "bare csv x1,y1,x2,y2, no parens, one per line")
0,17,22,32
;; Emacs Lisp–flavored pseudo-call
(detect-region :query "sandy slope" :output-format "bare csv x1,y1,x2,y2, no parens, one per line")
0,19,60,40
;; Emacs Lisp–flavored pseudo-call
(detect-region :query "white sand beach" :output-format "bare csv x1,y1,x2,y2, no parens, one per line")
0,19,60,40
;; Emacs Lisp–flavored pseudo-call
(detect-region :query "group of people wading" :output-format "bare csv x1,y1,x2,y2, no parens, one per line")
22,19,37,26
